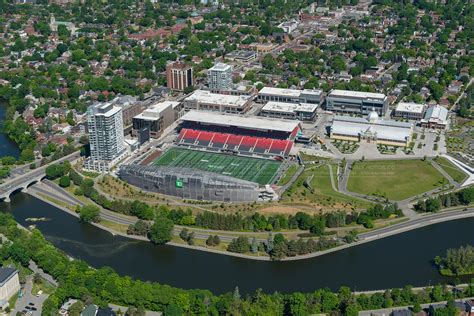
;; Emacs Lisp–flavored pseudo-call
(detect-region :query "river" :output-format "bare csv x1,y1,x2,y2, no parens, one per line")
1,193,473,295
0,101,20,159
0,110,473,295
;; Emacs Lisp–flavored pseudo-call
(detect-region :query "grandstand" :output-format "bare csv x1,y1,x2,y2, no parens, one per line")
179,111,300,140
153,147,281,185
176,128,294,156
176,111,300,157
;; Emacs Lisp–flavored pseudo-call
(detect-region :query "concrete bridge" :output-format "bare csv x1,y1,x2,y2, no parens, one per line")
0,152,80,203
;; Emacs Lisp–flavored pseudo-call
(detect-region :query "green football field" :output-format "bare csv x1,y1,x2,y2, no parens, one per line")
153,148,281,185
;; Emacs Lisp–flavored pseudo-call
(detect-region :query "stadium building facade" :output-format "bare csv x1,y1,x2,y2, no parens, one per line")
119,165,260,202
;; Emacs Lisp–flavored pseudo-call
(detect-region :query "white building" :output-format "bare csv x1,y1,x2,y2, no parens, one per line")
278,20,299,34
208,63,233,91
0,268,20,310
330,110,413,147
258,87,324,105
85,102,127,172
260,101,318,121
394,102,425,120
420,105,448,129
183,90,252,114
326,89,389,116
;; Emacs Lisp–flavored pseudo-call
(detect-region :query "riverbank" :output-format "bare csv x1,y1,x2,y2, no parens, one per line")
26,186,474,262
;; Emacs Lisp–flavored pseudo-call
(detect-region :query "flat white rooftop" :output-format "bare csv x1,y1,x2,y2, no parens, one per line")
209,63,232,71
332,115,413,142
395,102,425,114
134,101,180,121
328,89,386,100
90,103,121,117
181,110,300,133
262,101,318,113
185,90,249,107
259,87,323,98
259,87,301,98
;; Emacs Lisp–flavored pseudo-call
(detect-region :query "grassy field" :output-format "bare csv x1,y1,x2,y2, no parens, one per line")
347,160,448,201
434,157,468,183
277,164,299,186
281,164,372,211
153,148,281,185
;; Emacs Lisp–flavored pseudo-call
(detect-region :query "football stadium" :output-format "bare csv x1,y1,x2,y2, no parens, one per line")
120,111,301,202
153,147,281,185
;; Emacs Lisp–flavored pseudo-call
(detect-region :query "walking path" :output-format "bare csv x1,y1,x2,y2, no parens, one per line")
26,180,474,262
359,296,474,316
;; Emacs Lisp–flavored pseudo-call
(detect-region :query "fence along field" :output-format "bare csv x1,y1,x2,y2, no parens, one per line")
153,147,281,185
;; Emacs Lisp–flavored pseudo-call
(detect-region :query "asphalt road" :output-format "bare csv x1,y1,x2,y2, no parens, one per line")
0,152,80,194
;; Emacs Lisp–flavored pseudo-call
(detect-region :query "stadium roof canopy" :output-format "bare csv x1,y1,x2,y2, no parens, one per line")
180,110,300,133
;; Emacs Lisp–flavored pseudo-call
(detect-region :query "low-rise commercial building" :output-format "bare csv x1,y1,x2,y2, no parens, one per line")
0,267,20,310
394,102,425,120
183,90,252,114
225,50,258,62
326,89,388,116
420,105,448,129
330,110,413,147
278,20,299,34
260,101,318,121
132,101,180,142
258,87,324,105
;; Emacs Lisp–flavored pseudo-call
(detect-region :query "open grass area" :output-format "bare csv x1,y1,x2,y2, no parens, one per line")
153,148,281,185
32,278,56,296
100,219,130,234
277,164,299,186
281,164,372,211
434,157,468,184
347,159,448,201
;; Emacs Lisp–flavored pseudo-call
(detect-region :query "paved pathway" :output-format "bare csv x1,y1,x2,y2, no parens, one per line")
359,296,474,316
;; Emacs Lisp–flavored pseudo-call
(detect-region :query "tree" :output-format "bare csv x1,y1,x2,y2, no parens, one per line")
227,236,250,253
1,156,16,165
79,205,101,223
68,301,85,316
127,220,149,236
148,217,174,245
287,292,308,316
59,175,71,188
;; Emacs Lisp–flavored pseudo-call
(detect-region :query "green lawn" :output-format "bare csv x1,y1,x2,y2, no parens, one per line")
282,164,372,210
347,160,448,201
153,148,281,185
277,164,299,186
434,157,468,184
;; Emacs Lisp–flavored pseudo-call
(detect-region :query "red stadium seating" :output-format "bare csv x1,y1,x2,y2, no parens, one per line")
184,129,200,140
176,128,293,157
240,136,258,149
197,131,214,141
255,138,273,151
227,134,243,146
211,132,229,145
177,129,187,142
